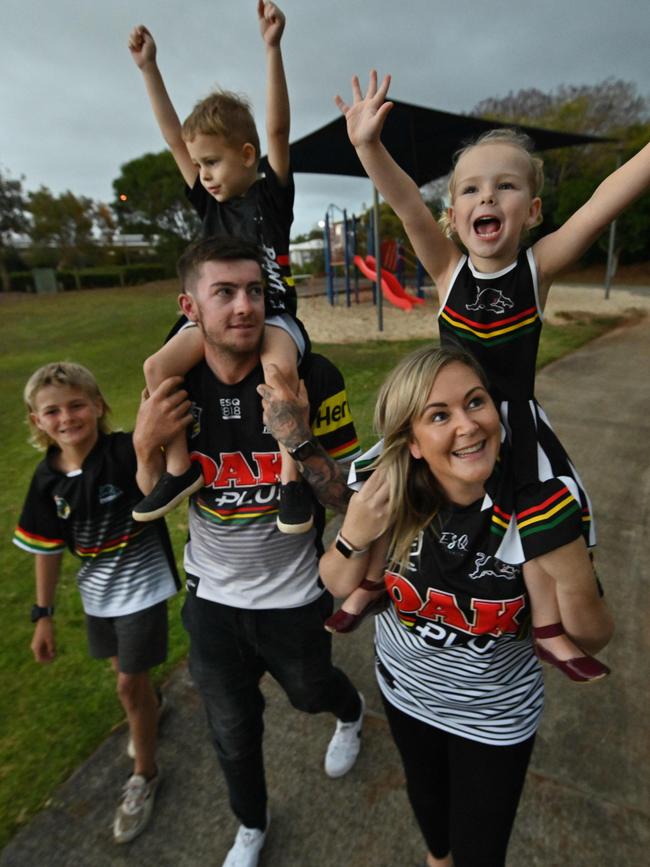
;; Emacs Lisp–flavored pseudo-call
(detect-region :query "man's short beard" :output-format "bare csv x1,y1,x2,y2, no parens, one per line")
194,307,263,358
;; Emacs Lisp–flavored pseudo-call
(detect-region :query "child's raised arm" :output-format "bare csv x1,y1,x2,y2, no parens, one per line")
258,1,290,186
535,140,650,293
128,25,197,188
336,71,460,291
31,553,62,663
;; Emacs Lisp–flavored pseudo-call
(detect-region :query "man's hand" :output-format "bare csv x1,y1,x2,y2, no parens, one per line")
257,363,310,449
31,619,55,664
134,376,193,454
128,25,157,70
258,1,286,48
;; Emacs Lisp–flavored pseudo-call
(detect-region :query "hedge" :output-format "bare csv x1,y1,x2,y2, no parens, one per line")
8,264,169,292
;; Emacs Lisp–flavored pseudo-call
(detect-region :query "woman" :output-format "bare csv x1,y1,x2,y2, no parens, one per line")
319,345,612,867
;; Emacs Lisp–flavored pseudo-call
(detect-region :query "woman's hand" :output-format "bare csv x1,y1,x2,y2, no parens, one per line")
341,467,391,550
335,70,394,149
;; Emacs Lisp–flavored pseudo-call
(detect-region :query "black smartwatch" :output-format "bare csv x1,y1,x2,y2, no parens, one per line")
31,605,54,623
288,438,319,462
334,531,369,559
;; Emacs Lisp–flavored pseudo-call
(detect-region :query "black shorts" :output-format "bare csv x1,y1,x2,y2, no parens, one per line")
86,600,168,674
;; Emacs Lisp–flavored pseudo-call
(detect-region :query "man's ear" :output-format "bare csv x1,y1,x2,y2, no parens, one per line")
447,205,456,233
30,411,44,432
179,292,198,322
241,142,257,168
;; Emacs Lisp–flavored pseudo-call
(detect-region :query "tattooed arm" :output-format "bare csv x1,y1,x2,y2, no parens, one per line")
257,364,353,512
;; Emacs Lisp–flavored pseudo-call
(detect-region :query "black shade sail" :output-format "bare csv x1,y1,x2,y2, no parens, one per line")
274,99,609,187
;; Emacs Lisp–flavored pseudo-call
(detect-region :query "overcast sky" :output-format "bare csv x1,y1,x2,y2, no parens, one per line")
2,0,648,235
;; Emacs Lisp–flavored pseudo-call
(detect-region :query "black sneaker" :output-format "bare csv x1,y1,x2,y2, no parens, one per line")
276,481,313,534
132,463,203,522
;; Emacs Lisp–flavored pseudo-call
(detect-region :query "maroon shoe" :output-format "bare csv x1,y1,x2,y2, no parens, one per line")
325,580,389,634
533,623,610,683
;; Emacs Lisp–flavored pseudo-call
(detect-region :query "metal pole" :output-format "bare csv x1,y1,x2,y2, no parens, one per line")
324,212,333,305
604,152,622,299
343,209,351,307
373,185,383,332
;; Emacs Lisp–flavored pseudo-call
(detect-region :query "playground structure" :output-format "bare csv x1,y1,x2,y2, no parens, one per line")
321,204,427,311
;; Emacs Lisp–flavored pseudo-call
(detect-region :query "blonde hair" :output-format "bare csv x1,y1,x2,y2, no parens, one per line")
440,128,545,239
373,345,490,569
24,362,111,451
181,89,260,161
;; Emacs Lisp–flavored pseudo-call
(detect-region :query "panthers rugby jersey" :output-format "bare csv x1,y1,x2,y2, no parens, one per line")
14,433,180,617
438,248,595,546
375,492,544,746
183,353,360,609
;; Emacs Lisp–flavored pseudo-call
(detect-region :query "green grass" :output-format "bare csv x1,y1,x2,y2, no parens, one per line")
0,284,622,846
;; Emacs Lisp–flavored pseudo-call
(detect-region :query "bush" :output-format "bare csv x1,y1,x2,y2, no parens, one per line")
8,271,34,292
123,263,168,284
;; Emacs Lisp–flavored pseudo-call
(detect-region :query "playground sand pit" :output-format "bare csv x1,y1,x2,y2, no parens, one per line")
300,283,650,344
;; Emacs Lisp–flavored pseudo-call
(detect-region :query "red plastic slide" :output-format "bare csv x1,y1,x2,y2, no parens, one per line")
353,255,425,311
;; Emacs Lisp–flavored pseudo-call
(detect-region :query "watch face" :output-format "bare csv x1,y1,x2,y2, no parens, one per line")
291,439,318,461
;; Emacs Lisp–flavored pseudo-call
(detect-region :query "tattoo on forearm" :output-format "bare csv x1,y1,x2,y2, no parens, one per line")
299,453,352,513
264,399,310,448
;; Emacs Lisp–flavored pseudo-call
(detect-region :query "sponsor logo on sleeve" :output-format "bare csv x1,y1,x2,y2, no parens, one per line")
313,390,351,436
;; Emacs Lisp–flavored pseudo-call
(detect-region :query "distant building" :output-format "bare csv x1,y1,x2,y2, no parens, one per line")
289,238,324,269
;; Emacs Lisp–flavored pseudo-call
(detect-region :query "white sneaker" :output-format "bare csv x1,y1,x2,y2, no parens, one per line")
127,690,168,759
222,811,270,867
113,768,161,844
324,693,365,778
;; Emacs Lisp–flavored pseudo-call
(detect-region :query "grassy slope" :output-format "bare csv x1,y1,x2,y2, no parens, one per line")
0,285,622,846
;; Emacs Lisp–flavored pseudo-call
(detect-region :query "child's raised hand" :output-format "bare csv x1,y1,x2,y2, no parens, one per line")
258,0,286,47
335,71,394,149
128,24,157,69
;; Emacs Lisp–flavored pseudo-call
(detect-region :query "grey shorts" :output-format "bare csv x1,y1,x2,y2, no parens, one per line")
86,600,168,674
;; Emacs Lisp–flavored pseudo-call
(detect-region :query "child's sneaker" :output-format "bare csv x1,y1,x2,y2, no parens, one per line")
113,767,162,844
222,811,270,867
126,689,168,759
276,481,313,534
132,462,203,522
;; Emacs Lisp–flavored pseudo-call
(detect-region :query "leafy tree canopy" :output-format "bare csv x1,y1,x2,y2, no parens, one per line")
112,150,200,241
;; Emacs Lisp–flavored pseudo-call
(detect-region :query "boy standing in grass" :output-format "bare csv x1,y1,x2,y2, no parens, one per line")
127,2,313,534
13,363,186,844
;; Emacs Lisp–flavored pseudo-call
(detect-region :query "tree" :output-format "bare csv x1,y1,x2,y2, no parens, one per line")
28,187,96,271
112,151,200,242
0,168,29,291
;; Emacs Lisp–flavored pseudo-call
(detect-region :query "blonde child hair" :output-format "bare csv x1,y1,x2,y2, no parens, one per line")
181,89,261,159
439,128,545,240
24,362,111,451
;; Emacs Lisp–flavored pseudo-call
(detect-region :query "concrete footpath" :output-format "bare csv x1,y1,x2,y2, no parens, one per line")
2,319,649,867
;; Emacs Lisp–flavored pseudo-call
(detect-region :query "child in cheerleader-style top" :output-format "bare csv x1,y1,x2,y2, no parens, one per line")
127,2,313,535
327,71,650,682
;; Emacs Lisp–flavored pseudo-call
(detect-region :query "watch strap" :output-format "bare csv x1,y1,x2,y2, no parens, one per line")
31,604,55,622
334,530,369,559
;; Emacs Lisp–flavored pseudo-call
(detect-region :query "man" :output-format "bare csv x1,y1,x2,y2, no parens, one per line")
134,236,364,867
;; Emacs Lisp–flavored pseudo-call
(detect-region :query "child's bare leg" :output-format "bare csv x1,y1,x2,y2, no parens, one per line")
261,324,300,482
532,538,614,654
113,665,158,778
143,327,204,476
523,561,589,661
325,534,390,633
133,327,205,521
263,324,314,533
